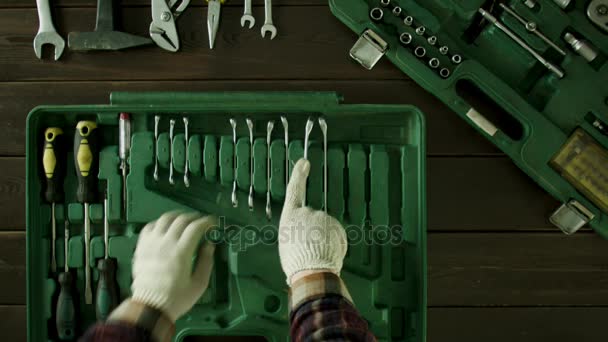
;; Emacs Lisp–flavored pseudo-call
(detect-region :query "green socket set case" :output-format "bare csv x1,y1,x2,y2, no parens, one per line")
26,92,427,341
330,0,608,237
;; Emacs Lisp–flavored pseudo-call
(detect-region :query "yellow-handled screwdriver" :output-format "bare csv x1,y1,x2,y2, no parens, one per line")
74,120,99,305
42,127,66,273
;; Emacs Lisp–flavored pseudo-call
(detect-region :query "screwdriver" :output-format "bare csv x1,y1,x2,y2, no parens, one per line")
95,194,119,321
119,113,131,216
56,220,77,340
74,120,99,305
42,127,66,273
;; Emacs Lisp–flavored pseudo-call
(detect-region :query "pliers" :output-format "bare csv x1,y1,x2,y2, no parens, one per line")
150,0,190,52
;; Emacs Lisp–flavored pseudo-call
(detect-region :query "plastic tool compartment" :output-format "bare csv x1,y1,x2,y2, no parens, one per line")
26,92,427,341
330,0,608,237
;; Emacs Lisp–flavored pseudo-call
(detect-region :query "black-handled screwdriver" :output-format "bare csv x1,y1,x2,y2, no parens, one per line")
42,127,66,273
56,220,77,340
95,194,119,321
74,120,99,305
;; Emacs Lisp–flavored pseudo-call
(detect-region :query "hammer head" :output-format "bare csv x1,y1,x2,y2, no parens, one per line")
68,30,152,51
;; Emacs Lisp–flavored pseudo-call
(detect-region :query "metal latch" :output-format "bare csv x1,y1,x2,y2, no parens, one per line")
550,200,595,235
349,29,388,70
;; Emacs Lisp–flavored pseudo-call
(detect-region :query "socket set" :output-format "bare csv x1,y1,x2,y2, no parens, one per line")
26,92,427,341
331,0,608,238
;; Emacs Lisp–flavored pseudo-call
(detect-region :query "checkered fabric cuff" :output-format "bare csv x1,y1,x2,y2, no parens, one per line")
289,272,353,312
108,299,175,342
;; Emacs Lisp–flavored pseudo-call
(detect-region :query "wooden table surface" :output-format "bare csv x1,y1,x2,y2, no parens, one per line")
2,0,607,341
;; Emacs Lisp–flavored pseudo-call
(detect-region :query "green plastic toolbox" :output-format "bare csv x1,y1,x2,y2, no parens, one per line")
26,92,427,341
330,0,608,237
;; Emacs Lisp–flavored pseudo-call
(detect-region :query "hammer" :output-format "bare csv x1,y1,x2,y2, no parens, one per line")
68,0,152,51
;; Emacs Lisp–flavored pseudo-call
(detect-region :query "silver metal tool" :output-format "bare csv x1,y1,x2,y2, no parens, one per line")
415,26,425,36
247,118,254,211
154,115,160,181
451,54,462,64
478,8,564,78
281,116,289,185
241,0,255,29
564,32,598,62
304,117,314,160
34,0,66,60
266,121,274,220
499,3,566,56
439,46,449,55
51,203,57,272
207,0,222,49
588,0,608,34
230,118,238,207
380,0,390,7
84,202,92,304
414,46,426,57
303,117,314,207
169,119,175,185
119,113,131,215
427,36,437,45
440,68,451,78
261,0,277,39
370,8,384,22
318,118,328,213
400,32,413,45
392,6,402,16
104,196,109,259
429,58,440,68
552,0,571,9
183,117,190,187
150,0,190,51
404,16,413,26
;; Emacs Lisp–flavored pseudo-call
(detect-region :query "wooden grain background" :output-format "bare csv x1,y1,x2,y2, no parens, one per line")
2,1,607,341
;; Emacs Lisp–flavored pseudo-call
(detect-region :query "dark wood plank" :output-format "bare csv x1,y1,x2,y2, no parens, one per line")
0,233,26,305
4,232,607,306
428,307,608,342
1,7,401,81
429,232,608,306
0,158,25,231
1,0,326,8
0,306,25,342
2,156,557,231
2,81,496,156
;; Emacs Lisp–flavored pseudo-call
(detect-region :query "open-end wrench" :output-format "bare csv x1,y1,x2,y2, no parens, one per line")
183,117,190,187
154,115,160,181
266,121,274,220
318,117,327,213
241,0,255,29
246,118,254,211
169,119,175,185
302,117,314,207
281,116,289,185
261,0,277,39
34,0,65,60
230,118,238,208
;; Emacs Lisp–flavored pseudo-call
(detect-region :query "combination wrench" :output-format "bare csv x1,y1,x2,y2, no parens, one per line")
261,0,277,39
34,0,65,60
247,118,254,211
241,0,255,29
266,121,275,220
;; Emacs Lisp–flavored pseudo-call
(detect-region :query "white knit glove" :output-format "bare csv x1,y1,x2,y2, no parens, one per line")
131,211,216,322
279,158,348,286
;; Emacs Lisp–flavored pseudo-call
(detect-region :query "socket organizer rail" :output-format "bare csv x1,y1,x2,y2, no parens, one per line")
332,0,608,237
26,92,427,341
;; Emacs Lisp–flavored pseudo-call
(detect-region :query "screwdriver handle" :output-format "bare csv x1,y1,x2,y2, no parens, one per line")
74,121,99,204
42,128,66,203
95,258,119,321
56,271,77,340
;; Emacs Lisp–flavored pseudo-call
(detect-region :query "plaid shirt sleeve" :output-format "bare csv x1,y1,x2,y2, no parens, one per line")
289,272,377,342
79,300,175,342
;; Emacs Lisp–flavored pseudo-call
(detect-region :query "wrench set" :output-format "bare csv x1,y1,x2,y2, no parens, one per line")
34,0,278,59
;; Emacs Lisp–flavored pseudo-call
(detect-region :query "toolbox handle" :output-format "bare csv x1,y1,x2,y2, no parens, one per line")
110,92,344,107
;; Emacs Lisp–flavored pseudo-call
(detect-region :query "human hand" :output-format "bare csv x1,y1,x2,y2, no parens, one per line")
279,159,348,286
131,211,216,322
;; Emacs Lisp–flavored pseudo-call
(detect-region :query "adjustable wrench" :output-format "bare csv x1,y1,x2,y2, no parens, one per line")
241,0,255,29
261,0,277,39
34,0,65,60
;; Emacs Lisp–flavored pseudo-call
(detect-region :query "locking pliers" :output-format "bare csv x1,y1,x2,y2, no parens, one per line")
150,0,190,52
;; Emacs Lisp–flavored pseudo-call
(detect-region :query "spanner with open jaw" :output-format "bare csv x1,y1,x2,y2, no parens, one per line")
261,0,277,39
241,0,255,29
34,0,65,60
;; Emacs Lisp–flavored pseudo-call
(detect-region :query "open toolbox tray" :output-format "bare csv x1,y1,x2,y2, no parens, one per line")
330,0,608,237
26,92,427,341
